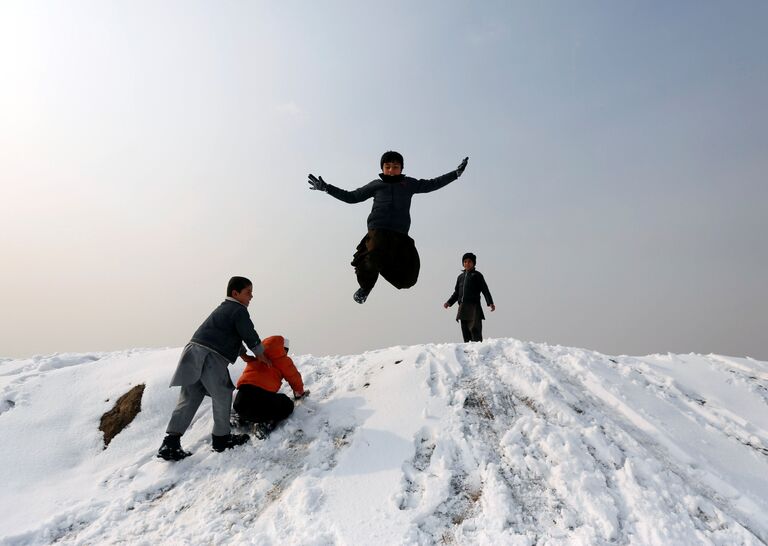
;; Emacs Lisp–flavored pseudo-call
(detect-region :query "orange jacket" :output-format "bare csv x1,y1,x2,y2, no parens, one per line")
236,335,304,395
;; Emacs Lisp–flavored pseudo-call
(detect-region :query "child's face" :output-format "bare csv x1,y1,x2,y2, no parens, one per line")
231,285,253,306
382,162,402,176
463,259,475,271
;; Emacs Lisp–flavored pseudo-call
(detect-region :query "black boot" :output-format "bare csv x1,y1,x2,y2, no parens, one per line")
211,433,250,452
157,434,191,461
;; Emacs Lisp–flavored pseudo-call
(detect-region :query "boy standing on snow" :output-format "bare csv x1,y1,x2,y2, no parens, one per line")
308,151,469,303
233,335,308,439
157,276,271,461
444,252,495,342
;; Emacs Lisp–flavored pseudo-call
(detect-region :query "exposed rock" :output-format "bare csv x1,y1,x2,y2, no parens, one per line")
99,384,145,448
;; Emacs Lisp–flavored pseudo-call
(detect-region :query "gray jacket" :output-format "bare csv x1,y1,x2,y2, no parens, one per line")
189,298,264,363
325,171,459,235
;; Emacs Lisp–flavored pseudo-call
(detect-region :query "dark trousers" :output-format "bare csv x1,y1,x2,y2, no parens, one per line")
460,318,483,342
233,385,294,424
456,302,484,342
351,229,420,293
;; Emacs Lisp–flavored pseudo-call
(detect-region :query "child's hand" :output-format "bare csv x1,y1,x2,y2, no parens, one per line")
256,353,273,367
307,174,328,191
241,354,258,363
294,390,310,400
456,157,469,177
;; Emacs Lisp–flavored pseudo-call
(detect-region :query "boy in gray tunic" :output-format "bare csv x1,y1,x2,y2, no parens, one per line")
157,276,270,461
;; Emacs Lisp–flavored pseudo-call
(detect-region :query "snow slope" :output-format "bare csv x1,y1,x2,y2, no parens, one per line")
1,339,767,545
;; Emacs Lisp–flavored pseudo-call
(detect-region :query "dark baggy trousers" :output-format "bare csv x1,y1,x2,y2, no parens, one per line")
233,384,294,424
457,302,484,342
460,318,483,342
351,229,420,293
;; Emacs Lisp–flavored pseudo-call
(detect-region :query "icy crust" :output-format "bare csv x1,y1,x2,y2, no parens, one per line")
0,341,766,545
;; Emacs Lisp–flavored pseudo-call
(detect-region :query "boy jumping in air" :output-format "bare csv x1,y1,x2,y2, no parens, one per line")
308,151,468,303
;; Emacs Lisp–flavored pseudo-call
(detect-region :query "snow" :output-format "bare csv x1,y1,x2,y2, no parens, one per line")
1,339,767,545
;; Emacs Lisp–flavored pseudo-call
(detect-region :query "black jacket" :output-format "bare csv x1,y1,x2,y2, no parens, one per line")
325,171,458,235
446,269,494,321
190,299,264,363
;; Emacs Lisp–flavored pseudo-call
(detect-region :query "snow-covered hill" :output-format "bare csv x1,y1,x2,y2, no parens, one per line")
1,339,767,545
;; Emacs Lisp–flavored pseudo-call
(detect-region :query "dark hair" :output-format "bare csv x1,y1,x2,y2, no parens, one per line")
380,150,404,169
462,252,476,265
227,276,252,297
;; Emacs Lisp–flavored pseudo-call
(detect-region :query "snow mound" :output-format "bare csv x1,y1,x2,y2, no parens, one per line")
1,339,767,545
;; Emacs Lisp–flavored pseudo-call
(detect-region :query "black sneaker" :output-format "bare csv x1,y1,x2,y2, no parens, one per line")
353,288,369,304
157,434,192,461
211,433,250,452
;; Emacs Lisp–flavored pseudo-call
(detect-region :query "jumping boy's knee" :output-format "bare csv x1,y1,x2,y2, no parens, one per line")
386,271,419,289
397,279,417,290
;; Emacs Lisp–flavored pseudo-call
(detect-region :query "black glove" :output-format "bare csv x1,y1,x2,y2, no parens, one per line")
307,174,328,192
456,157,469,177
294,389,310,400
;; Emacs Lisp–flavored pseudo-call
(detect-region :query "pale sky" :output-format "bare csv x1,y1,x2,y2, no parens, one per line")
2,1,767,360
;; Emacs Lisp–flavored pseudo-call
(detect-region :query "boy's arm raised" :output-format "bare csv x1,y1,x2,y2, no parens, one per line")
412,157,469,194
307,173,376,203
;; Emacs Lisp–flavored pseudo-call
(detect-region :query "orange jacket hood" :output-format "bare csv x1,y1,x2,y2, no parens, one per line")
236,335,304,395
262,335,288,359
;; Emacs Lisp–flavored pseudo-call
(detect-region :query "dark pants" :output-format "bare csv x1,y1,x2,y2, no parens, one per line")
457,302,484,342
233,385,294,424
460,318,483,342
351,229,420,293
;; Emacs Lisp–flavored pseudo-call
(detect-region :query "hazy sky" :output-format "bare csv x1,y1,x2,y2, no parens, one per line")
2,1,767,360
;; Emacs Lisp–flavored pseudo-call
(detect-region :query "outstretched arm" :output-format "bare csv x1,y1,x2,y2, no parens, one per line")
412,157,469,194
307,173,376,204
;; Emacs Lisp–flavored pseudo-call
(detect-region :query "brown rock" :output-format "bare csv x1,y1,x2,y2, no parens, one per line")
99,384,145,448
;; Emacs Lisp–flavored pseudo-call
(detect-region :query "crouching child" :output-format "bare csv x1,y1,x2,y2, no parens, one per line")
157,276,271,461
233,335,308,439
